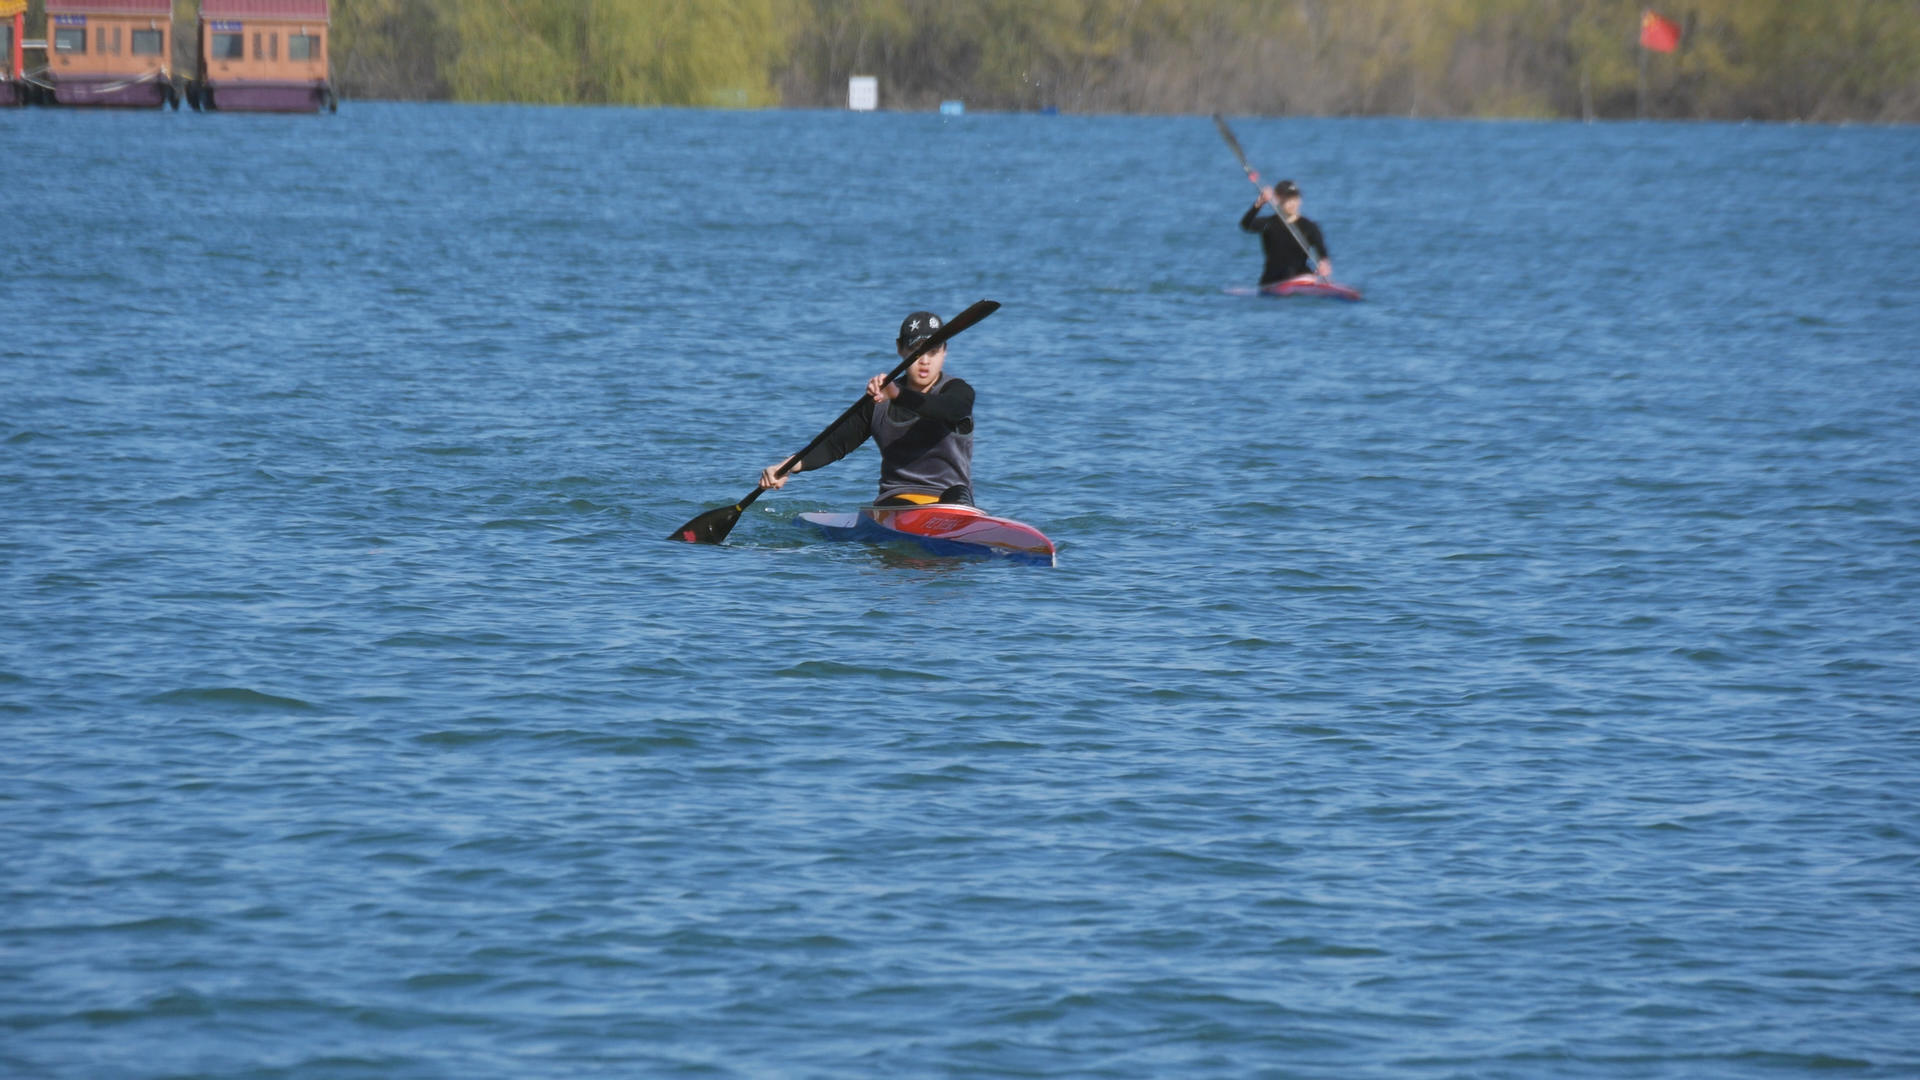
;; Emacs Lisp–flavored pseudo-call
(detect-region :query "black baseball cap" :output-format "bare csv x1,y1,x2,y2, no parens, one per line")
897,310,943,350
1273,179,1300,198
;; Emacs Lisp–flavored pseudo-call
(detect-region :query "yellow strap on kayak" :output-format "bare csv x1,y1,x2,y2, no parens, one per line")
885,492,941,505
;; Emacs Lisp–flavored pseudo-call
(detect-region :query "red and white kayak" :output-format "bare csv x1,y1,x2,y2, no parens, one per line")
797,504,1057,566
1225,275,1363,302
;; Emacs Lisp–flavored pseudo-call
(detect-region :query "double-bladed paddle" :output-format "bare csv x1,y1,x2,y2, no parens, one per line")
667,299,1002,545
1212,113,1325,279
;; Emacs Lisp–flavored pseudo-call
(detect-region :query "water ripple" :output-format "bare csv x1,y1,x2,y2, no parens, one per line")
2,105,1917,1080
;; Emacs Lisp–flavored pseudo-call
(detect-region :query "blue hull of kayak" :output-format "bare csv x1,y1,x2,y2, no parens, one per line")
797,505,1056,567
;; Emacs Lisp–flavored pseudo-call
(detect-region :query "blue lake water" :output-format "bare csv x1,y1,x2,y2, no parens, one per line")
3,103,1918,1078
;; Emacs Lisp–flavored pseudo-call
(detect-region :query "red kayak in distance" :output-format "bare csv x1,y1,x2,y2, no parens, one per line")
1225,275,1363,302
797,504,1057,567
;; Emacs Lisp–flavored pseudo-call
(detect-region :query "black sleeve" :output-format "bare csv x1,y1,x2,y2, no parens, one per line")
1239,202,1266,233
796,396,875,471
892,377,974,426
1300,218,1329,259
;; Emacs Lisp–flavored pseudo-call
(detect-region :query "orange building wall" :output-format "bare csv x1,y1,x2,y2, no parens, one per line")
2,1,22,81
50,14,169,78
200,18,326,83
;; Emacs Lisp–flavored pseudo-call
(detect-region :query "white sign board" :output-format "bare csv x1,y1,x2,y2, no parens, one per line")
848,75,878,112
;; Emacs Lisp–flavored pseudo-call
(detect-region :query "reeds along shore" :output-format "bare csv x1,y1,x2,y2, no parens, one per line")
85,0,1917,122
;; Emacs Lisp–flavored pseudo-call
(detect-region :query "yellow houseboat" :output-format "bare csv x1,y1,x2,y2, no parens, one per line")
2,0,23,107
189,0,333,112
43,0,177,107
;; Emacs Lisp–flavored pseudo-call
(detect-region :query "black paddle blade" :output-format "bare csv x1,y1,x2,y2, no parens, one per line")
919,299,999,355
668,487,766,546
1212,114,1245,161
667,503,743,545
1212,114,1258,181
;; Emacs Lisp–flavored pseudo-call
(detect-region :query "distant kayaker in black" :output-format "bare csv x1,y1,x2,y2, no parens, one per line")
1240,179,1333,285
760,311,976,507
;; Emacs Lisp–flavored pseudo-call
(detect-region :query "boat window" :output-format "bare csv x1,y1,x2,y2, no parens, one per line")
132,30,164,55
95,27,105,53
112,27,122,55
288,34,320,61
54,28,86,54
211,32,243,59
269,33,277,61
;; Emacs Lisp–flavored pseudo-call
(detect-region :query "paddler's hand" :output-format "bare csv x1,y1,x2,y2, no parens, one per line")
867,374,900,405
760,456,799,490
1257,186,1276,207
1316,258,1333,280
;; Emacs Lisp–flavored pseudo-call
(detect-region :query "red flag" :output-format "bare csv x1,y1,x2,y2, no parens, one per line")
1640,10,1681,53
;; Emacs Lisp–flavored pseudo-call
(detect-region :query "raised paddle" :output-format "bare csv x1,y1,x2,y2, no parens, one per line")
667,299,1001,545
1212,113,1325,280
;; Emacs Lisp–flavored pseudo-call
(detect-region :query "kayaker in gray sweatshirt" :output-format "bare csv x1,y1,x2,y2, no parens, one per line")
759,310,976,507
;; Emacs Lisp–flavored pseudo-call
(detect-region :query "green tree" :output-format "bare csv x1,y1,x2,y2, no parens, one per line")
308,0,1920,122
332,0,448,99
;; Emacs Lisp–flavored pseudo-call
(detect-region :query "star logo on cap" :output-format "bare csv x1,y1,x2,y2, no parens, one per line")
908,318,920,332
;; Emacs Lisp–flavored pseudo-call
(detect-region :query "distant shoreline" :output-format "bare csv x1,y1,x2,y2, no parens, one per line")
247,99,1920,129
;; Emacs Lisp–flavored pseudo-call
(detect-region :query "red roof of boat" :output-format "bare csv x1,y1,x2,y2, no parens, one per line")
45,0,174,13
199,0,329,17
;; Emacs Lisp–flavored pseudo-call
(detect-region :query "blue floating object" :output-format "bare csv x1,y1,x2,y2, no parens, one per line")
940,100,965,116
